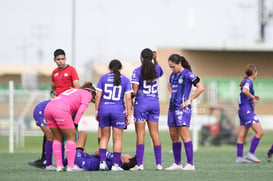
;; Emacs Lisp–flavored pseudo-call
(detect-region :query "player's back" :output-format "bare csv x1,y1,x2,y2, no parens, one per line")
51,89,90,114
97,72,131,110
132,65,163,102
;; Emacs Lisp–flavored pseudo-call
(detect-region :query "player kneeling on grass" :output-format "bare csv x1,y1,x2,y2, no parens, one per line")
75,131,136,171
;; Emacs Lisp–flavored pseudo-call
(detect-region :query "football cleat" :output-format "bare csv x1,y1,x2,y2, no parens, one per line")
156,164,163,170
45,164,56,171
235,157,252,164
165,163,183,170
111,164,123,171
129,164,144,171
28,159,46,169
66,165,84,172
56,166,65,172
245,152,261,163
99,161,109,171
182,164,195,171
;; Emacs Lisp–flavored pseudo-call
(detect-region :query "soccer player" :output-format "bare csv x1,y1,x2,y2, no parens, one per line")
45,82,96,172
74,131,137,171
28,91,56,170
165,54,204,171
236,64,264,163
95,59,132,171
130,49,163,171
266,144,273,162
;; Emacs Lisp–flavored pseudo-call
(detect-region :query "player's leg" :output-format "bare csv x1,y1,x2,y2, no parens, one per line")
179,126,195,170
112,127,124,171
97,127,101,144
76,131,87,149
28,116,47,168
165,110,183,170
245,122,264,162
99,126,111,170
134,122,145,169
236,126,251,163
147,120,162,170
165,126,183,170
61,128,80,171
50,127,64,171
40,126,54,170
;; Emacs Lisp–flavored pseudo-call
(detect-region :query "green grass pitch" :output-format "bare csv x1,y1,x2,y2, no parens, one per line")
0,131,272,181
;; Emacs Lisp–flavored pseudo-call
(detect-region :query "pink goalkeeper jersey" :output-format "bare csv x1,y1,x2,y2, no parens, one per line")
49,88,91,124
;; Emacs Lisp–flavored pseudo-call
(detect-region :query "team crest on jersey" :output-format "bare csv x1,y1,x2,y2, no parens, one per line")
54,72,58,77
64,73,68,77
178,77,183,84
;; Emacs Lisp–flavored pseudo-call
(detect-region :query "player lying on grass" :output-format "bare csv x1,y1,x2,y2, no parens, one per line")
74,131,137,171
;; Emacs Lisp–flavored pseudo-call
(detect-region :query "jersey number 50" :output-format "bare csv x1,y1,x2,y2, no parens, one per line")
104,84,122,101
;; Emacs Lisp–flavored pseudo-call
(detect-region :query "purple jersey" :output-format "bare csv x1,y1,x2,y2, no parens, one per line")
131,65,163,122
239,78,255,111
33,99,51,126
169,69,198,110
97,72,132,128
238,78,259,127
75,149,122,171
96,72,132,111
131,65,163,102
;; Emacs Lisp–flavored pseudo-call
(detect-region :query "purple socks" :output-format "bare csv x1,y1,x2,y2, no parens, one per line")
249,136,260,154
184,141,193,165
153,145,162,165
45,140,53,166
99,148,107,162
172,142,182,165
136,144,144,166
113,152,121,165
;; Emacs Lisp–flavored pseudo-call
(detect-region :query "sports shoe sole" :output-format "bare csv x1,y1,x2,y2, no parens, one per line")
28,162,46,169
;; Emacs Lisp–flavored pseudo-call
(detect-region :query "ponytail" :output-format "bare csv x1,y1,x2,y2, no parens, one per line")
140,48,157,81
180,56,192,72
109,59,122,86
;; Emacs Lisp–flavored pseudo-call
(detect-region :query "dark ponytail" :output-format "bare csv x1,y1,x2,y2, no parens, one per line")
168,54,192,72
109,59,122,86
180,56,192,72
140,48,157,82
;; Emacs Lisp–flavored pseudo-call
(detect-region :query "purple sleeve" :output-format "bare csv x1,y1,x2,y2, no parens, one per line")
186,71,198,84
131,68,140,84
124,77,132,93
156,65,163,78
96,76,104,92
